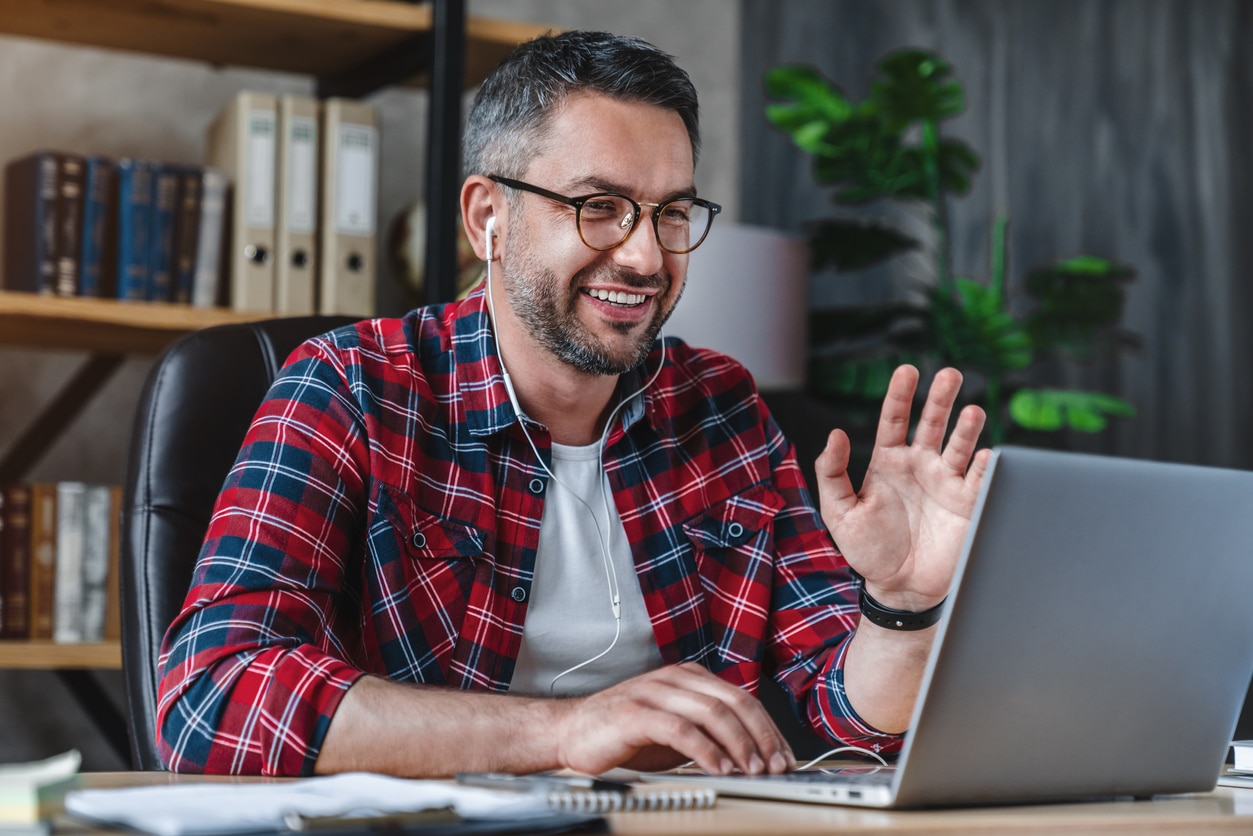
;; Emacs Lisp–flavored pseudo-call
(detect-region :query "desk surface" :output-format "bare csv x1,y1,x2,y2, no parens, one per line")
55,772,1253,836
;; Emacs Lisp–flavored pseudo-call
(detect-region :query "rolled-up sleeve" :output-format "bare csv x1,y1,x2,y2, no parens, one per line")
156,340,370,775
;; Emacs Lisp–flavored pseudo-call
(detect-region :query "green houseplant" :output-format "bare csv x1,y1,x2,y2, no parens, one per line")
765,50,1138,445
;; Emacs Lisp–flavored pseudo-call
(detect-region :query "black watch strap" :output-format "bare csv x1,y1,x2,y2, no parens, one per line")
851,571,946,631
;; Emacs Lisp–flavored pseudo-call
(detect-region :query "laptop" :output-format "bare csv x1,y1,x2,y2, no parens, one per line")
643,445,1253,808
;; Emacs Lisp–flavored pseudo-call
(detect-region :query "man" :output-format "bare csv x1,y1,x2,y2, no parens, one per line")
157,30,988,778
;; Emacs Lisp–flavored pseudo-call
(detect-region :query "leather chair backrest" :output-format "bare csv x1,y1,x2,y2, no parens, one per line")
120,315,354,770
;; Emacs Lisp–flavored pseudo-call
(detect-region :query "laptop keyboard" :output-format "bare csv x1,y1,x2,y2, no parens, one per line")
780,767,896,786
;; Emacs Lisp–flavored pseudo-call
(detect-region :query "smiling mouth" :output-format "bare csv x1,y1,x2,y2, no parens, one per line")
582,288,649,307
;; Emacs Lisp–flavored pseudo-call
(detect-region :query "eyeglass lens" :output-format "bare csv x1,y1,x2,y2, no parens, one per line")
578,196,712,254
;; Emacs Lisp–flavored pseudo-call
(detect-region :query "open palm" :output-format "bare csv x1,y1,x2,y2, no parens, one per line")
816,365,991,610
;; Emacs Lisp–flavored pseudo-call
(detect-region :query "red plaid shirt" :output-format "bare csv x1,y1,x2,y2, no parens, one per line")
156,287,902,775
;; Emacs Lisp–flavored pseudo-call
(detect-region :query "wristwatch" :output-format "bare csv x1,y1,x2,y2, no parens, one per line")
851,570,947,631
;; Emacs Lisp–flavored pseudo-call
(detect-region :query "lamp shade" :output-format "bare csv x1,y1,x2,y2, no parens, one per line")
665,222,809,389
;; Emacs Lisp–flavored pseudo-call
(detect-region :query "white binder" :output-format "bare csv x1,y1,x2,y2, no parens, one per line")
318,97,379,317
275,94,319,315
206,90,278,313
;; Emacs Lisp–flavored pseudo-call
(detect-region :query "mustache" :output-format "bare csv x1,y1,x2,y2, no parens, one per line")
575,265,670,293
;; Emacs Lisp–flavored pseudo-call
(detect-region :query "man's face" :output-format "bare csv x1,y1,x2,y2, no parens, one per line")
499,92,695,376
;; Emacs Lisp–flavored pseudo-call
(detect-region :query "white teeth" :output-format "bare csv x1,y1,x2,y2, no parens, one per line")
586,288,646,306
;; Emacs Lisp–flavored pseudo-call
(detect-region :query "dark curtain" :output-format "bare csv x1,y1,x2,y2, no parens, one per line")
740,0,1253,468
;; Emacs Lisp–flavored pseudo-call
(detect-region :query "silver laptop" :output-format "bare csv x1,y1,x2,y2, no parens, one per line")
644,446,1253,808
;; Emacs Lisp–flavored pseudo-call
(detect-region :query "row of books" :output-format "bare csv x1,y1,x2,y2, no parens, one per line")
2,91,380,317
3,152,228,308
0,483,122,644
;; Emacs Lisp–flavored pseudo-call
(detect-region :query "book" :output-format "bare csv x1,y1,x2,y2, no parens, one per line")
52,481,87,643
2,152,59,294
275,93,319,315
146,163,182,302
0,750,80,827
171,167,202,305
102,484,123,642
79,484,112,643
52,153,86,297
78,155,118,298
0,485,31,639
318,97,379,317
0,487,6,632
206,90,278,313
26,485,57,641
190,168,228,308
1233,739,1253,773
114,158,154,301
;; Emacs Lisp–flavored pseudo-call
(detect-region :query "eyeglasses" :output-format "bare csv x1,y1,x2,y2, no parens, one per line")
488,175,722,255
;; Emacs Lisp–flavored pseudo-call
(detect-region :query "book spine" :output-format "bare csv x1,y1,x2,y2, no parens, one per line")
171,167,203,305
2,152,59,294
27,484,57,640
80,484,112,643
0,486,6,632
78,156,119,298
147,163,181,302
53,481,87,643
54,154,86,297
1,485,32,639
191,168,228,308
103,484,123,642
114,159,153,301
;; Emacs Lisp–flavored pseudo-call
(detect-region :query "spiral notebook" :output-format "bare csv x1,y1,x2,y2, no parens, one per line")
541,783,715,813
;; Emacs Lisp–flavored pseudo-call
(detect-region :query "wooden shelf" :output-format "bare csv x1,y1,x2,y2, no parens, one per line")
0,290,280,354
0,0,550,89
0,640,122,670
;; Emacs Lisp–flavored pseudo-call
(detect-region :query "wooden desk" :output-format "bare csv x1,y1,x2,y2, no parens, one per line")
51,772,1253,835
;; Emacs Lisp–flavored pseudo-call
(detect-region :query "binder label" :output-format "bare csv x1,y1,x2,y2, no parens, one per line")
286,115,318,234
245,108,277,229
335,123,378,236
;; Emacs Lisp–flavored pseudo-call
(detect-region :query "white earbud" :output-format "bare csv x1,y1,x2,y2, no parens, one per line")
485,216,497,261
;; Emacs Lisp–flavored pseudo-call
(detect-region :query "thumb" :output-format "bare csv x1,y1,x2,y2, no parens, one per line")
815,428,858,526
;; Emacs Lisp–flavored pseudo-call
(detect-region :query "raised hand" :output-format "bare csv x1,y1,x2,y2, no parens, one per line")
815,365,990,611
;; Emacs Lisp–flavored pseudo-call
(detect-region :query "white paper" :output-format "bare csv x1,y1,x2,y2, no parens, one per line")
64,772,553,836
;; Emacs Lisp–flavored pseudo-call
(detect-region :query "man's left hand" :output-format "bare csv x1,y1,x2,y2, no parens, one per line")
815,365,991,611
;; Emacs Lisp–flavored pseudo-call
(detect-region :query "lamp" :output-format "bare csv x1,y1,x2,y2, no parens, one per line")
665,222,809,390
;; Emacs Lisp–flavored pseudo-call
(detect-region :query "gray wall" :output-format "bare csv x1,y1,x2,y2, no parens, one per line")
0,1,737,768
741,0,1253,469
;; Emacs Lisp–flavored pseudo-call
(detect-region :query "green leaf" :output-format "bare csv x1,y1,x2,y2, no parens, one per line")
805,218,918,271
928,282,1033,374
1009,389,1136,433
872,50,965,125
1024,254,1137,358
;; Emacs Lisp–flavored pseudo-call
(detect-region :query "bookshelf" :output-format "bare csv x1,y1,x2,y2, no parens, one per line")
0,641,121,670
0,0,551,764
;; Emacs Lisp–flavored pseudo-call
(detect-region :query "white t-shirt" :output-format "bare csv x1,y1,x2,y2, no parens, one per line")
508,440,664,696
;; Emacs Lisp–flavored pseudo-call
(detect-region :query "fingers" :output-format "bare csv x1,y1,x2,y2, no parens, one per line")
561,664,794,777
878,365,985,474
941,403,987,473
814,428,856,524
874,365,922,450
910,367,963,452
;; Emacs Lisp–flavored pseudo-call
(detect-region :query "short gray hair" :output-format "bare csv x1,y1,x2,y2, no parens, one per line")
463,30,701,180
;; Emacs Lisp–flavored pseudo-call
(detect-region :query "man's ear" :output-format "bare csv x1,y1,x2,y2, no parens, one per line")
461,175,502,262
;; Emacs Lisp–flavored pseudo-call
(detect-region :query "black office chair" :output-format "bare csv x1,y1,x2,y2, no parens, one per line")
120,315,355,770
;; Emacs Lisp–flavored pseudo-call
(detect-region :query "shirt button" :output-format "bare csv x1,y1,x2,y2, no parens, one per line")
528,477,545,495
411,531,427,549
511,586,527,602
727,522,745,539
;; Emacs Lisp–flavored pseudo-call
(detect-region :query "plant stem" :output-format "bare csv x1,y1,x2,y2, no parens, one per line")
986,372,1004,446
986,214,1009,444
921,119,952,295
